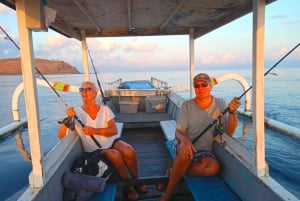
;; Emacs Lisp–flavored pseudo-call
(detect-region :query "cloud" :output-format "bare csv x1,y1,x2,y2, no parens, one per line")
122,40,158,53
282,20,300,26
269,14,287,19
199,53,236,64
269,47,300,60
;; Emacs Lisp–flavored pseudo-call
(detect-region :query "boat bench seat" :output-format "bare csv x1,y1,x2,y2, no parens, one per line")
160,120,240,201
90,122,123,201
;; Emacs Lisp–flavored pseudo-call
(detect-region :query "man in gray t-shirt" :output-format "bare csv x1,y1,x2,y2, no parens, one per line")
159,73,241,201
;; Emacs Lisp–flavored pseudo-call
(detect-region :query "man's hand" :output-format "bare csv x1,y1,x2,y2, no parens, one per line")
66,106,76,118
178,138,196,160
58,117,75,131
228,97,241,113
83,126,95,136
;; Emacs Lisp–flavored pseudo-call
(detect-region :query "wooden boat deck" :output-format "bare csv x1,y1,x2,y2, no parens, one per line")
115,112,174,124
115,126,194,201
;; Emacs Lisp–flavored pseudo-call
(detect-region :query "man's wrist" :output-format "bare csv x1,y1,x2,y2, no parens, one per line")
229,110,238,114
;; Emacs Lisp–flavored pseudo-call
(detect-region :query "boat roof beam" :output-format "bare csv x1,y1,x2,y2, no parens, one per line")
194,1,253,39
160,0,187,30
127,0,133,31
72,0,101,33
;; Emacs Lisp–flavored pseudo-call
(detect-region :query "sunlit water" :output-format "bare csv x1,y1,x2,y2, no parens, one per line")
0,67,299,200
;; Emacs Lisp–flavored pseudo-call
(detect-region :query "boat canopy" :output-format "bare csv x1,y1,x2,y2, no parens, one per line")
1,0,275,40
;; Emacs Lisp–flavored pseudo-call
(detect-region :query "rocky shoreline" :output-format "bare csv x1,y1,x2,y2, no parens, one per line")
0,58,80,75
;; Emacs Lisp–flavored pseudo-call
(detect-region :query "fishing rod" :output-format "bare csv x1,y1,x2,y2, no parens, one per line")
0,25,86,127
2,26,111,148
1,25,70,107
192,42,300,144
87,48,108,105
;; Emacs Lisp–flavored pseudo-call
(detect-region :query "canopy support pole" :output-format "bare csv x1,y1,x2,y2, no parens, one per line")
189,28,195,98
15,0,44,187
252,0,268,176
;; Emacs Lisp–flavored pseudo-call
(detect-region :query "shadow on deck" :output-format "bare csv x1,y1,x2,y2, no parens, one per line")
115,126,194,201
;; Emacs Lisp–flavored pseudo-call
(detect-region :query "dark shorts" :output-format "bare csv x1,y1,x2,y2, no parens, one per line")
110,138,121,149
85,138,121,154
192,150,216,162
173,140,216,162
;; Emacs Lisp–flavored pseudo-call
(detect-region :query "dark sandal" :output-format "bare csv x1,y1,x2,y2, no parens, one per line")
156,167,172,191
125,186,138,201
135,184,148,194
160,192,171,201
157,183,167,191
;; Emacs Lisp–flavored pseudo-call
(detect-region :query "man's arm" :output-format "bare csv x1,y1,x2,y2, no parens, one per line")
226,97,241,136
58,124,68,139
83,119,118,137
175,126,196,159
226,113,238,136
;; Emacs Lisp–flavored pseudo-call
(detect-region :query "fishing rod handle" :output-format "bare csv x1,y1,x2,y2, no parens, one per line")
74,115,85,127
191,119,218,144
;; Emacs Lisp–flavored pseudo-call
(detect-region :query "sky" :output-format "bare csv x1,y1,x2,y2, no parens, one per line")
0,0,299,73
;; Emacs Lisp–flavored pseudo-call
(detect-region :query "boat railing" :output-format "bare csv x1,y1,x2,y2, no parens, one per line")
151,77,168,89
105,78,122,90
2,76,300,140
217,73,251,111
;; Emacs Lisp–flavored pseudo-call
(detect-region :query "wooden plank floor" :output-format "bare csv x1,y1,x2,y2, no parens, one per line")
115,126,194,201
114,111,173,123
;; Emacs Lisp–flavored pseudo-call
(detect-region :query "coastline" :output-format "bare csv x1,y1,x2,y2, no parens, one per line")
0,58,80,75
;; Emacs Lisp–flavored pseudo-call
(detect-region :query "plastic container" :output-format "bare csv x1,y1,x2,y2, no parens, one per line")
145,96,167,113
119,101,139,113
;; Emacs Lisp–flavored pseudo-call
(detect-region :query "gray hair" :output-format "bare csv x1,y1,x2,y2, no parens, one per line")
81,81,97,91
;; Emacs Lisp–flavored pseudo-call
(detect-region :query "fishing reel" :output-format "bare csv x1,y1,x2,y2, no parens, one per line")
213,122,227,147
58,117,75,131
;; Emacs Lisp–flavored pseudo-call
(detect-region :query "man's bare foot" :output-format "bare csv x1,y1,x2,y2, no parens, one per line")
159,192,170,201
125,186,138,201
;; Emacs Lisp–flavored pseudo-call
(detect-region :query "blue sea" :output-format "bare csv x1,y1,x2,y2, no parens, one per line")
0,67,300,200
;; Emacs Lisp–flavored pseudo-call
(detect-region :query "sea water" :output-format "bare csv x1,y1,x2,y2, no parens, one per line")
0,67,299,200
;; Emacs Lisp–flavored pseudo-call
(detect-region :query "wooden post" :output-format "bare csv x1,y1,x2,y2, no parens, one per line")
189,28,195,98
81,30,90,81
252,0,267,176
15,0,44,187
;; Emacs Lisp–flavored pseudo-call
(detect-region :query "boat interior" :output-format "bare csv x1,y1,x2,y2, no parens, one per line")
1,0,299,200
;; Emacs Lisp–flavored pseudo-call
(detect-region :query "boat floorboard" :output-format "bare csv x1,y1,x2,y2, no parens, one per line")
115,112,173,123
115,126,194,201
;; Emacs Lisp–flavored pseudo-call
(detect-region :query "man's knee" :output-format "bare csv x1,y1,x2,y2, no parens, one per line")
201,158,220,176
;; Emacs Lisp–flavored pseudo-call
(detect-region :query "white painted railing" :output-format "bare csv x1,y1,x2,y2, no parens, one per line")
1,76,299,140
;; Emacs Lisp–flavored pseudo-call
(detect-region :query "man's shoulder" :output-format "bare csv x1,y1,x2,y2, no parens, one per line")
213,97,227,107
183,99,195,105
181,99,195,108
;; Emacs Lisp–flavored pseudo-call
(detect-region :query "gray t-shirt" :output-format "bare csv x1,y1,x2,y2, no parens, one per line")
177,97,228,151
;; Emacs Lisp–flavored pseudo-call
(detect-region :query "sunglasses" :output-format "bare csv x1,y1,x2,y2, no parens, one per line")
193,83,209,88
79,87,93,92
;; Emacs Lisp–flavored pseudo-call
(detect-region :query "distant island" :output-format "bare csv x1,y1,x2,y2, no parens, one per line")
0,58,80,75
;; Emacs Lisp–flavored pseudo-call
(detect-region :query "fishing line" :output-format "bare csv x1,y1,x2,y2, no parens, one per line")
192,42,300,144
87,48,108,104
1,25,69,107
0,25,86,127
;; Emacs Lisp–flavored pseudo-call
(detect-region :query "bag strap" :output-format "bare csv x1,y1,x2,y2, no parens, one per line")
91,135,102,148
74,115,102,148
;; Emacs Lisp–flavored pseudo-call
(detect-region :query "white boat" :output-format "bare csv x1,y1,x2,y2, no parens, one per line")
0,0,299,201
